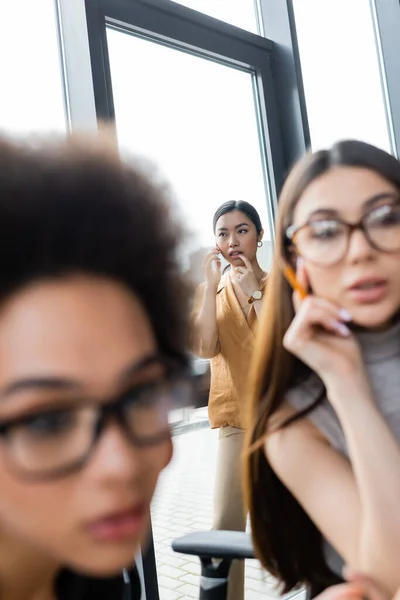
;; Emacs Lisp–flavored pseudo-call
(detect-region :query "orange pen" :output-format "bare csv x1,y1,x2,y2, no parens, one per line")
280,260,308,300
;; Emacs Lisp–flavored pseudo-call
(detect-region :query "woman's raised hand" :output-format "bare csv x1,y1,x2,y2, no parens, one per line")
233,254,261,297
204,247,222,290
283,260,365,386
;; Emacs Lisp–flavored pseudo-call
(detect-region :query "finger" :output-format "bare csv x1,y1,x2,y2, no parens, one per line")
205,252,220,265
206,258,221,277
298,296,352,331
240,254,252,270
284,297,352,351
293,292,352,322
285,312,350,356
213,257,222,270
235,267,247,274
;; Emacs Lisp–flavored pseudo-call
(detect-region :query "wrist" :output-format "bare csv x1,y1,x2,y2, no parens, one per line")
248,289,263,304
205,282,218,294
324,369,372,403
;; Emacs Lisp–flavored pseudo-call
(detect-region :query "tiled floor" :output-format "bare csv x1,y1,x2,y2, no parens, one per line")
151,416,305,600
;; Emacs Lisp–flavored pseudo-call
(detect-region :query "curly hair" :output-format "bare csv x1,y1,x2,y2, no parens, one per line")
0,132,190,367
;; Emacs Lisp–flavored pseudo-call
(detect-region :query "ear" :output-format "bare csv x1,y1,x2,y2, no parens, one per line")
258,228,264,243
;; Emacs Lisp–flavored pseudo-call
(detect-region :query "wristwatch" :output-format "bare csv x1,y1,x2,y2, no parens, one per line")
248,290,263,304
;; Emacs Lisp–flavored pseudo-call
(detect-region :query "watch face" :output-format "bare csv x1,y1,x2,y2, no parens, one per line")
252,290,263,300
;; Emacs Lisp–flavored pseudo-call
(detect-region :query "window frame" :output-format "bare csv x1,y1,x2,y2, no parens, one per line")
84,0,295,205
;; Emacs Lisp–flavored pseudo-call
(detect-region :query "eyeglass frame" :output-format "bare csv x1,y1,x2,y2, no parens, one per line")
0,355,196,482
285,193,400,266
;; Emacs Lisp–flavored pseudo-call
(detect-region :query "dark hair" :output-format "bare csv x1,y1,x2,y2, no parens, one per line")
212,200,263,235
0,132,190,369
244,140,400,592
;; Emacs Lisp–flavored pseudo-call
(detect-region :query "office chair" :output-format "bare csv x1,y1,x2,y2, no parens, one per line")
173,530,255,600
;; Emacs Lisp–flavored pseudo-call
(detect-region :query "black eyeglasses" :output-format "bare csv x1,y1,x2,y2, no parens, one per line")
0,359,196,481
286,194,400,266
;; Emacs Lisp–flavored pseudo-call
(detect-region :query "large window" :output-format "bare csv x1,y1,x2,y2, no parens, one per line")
107,29,274,282
293,0,392,152
0,0,66,135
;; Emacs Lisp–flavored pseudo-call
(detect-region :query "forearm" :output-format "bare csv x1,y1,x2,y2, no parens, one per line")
326,375,400,590
193,285,219,358
252,297,264,319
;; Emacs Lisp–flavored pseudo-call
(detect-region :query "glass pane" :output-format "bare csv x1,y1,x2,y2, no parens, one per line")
167,0,259,34
0,0,66,135
293,0,392,152
107,27,275,599
107,29,273,287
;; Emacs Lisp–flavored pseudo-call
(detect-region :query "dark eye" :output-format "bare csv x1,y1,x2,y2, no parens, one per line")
20,410,76,437
122,382,166,411
368,204,400,226
308,220,343,240
238,229,248,234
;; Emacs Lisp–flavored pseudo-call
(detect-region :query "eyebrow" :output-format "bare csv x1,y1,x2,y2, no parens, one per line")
119,354,167,384
307,192,398,220
0,353,164,401
217,222,249,231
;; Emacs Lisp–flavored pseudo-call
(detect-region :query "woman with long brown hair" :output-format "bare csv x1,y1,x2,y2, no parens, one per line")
244,140,400,598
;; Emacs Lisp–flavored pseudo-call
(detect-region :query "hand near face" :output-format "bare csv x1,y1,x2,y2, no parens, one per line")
232,254,260,297
283,260,365,385
204,247,222,290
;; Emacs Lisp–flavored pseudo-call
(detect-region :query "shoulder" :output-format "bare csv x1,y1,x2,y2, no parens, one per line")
265,373,329,457
265,400,332,488
266,401,327,456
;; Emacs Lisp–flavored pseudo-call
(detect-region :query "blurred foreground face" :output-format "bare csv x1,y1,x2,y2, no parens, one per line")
0,275,173,576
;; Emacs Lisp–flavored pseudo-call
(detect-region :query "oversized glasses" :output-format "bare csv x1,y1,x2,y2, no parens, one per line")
286,195,400,266
0,357,196,481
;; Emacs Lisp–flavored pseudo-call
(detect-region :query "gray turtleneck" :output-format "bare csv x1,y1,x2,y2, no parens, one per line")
286,320,400,576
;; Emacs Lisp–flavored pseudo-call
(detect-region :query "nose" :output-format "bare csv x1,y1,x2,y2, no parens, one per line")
88,421,141,485
229,233,238,247
346,227,375,264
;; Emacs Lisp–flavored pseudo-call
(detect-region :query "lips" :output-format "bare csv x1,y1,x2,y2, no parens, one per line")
229,251,243,258
347,276,388,304
85,504,147,542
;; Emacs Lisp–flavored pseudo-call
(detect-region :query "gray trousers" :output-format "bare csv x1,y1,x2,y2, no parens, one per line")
213,426,246,600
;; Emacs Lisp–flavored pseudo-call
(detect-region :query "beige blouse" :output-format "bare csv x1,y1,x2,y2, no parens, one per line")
192,273,265,429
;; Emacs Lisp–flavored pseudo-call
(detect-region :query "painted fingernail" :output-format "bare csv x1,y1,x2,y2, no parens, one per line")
338,308,352,321
333,321,350,336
